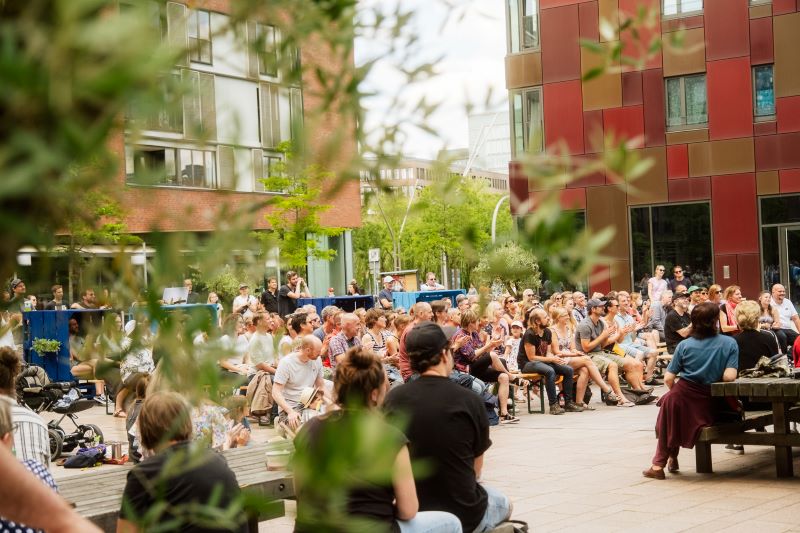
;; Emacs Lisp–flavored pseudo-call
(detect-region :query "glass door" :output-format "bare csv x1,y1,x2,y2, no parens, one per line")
779,226,800,308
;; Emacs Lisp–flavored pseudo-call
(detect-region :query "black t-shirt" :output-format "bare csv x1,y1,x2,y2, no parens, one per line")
120,442,246,532
735,329,779,372
186,291,201,304
43,300,68,311
664,309,691,352
517,328,551,370
383,375,490,533
261,289,279,314
278,284,298,318
295,411,407,533
668,276,691,291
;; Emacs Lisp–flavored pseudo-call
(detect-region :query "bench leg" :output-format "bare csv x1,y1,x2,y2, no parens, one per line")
695,442,713,474
773,402,794,478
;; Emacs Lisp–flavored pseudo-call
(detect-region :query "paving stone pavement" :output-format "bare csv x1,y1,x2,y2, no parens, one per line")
45,385,800,532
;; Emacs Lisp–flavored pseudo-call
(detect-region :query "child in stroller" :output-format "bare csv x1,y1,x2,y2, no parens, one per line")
16,364,104,460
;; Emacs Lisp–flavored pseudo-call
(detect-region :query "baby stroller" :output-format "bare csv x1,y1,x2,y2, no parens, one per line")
16,364,104,460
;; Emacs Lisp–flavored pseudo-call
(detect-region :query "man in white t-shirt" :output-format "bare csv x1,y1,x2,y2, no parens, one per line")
232,284,257,315
771,284,800,348
272,335,325,432
247,313,276,374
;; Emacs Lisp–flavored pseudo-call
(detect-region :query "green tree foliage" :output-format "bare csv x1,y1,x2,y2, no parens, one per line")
258,142,344,271
471,242,541,299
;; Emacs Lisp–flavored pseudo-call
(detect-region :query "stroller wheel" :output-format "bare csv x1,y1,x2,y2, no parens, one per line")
49,428,63,461
79,424,104,446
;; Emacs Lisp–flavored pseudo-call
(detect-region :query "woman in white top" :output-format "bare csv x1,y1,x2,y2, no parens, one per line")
648,265,668,303
548,306,625,408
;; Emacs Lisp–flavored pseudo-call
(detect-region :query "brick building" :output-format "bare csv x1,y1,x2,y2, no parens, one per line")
116,1,359,294
506,0,800,306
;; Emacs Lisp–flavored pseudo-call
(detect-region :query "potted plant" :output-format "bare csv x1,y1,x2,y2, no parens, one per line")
32,338,61,356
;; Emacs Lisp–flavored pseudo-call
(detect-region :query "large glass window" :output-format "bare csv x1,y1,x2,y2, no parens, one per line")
255,153,284,193
753,64,776,120
256,23,278,78
188,9,212,64
130,73,183,133
630,203,713,296
507,0,539,53
665,75,707,130
126,146,217,189
510,88,543,157
663,0,703,17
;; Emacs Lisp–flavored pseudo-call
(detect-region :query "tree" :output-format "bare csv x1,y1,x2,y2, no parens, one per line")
471,242,541,299
259,142,344,272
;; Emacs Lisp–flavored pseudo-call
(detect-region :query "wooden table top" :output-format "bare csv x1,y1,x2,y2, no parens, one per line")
711,377,800,399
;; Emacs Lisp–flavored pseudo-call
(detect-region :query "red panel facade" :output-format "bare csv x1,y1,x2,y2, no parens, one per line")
711,173,759,254
668,177,711,201
508,163,529,216
777,96,800,134
714,254,738,289
773,0,798,16
749,17,774,65
641,68,666,147
602,105,645,146
754,121,777,136
543,80,585,154
737,254,762,299
754,133,800,171
667,145,689,179
618,0,662,69
540,0,591,8
540,4,582,83
704,0,750,61
579,1,599,42
622,71,643,107
779,169,800,193
584,110,604,153
706,57,753,140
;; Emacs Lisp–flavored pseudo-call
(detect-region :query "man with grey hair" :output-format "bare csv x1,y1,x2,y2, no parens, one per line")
272,335,325,432
456,293,470,311
572,292,587,323
399,302,433,381
313,305,340,342
771,283,800,350
327,313,361,367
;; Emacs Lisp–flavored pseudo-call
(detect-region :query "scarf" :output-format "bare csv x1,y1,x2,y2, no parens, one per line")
723,299,739,333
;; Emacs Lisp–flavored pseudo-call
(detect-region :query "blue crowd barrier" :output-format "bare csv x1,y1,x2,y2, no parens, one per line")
297,295,375,313
392,290,466,310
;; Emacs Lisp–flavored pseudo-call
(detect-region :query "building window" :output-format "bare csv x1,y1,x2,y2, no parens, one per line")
259,83,302,148
507,0,539,53
629,203,713,295
256,23,278,78
665,74,707,130
255,153,284,193
662,0,703,17
753,64,776,120
510,88,543,157
129,73,183,133
188,9,212,64
126,145,217,189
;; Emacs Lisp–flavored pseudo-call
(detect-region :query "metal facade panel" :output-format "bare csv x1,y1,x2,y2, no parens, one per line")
777,96,800,133
688,138,755,177
541,4,582,83
705,0,751,61
642,68,666,146
667,144,689,179
711,173,759,254
506,52,544,89
543,80,585,154
749,17,774,65
774,12,800,97
668,177,711,201
603,105,645,145
707,57,754,140
622,71,643,106
663,27,707,77
626,146,668,205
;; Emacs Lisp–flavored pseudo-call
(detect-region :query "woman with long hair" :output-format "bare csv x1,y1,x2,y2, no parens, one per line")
719,285,743,335
643,302,739,480
648,265,668,303
362,309,402,387
757,290,787,353
294,347,461,532
707,284,723,306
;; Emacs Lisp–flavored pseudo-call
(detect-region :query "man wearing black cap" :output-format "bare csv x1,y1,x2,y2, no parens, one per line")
664,292,692,353
384,321,512,533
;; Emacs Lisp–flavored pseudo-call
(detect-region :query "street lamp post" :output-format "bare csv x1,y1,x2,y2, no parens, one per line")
491,195,510,243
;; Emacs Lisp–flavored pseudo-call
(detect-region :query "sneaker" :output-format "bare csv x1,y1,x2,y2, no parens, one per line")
549,404,565,415
564,401,584,412
725,444,744,455
94,394,107,404
499,413,520,424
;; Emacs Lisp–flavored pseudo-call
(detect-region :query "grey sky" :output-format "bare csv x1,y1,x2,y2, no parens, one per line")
355,0,507,159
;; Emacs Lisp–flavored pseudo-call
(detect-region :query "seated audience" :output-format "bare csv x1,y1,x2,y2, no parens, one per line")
663,292,692,354
613,293,659,385
757,291,786,353
719,285,743,336
645,291,673,342
295,347,461,532
361,309,402,386
735,300,780,372
328,313,362,368
707,284,723,305
771,284,800,351
118,392,247,532
272,336,326,435
384,322,513,532
643,302,739,479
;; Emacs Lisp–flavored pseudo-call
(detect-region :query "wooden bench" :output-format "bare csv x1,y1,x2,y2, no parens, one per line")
515,373,563,414
694,407,800,474
59,443,293,532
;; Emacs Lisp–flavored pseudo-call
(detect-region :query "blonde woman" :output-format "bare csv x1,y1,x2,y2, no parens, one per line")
648,265,668,302
719,285,743,335
708,284,723,306
548,306,623,408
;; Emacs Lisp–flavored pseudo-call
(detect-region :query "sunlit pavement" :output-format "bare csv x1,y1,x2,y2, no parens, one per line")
46,385,800,532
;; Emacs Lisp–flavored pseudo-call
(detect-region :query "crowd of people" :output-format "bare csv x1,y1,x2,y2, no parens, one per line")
3,264,800,529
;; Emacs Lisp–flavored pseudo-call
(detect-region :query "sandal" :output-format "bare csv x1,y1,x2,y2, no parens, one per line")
113,409,127,418
581,402,596,411
618,400,635,408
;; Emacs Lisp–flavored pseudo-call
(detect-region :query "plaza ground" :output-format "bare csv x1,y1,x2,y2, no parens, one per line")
47,384,800,533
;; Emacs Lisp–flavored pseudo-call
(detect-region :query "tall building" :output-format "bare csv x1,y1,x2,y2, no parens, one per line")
467,111,512,173
113,1,359,294
506,0,800,303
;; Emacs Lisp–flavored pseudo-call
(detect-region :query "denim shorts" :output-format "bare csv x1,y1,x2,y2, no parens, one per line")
473,484,511,533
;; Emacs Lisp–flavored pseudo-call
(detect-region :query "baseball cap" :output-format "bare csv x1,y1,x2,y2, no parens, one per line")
673,291,690,300
405,321,456,357
239,283,248,289
586,298,605,309
687,285,702,294
8,278,23,291
511,320,524,329
382,275,394,283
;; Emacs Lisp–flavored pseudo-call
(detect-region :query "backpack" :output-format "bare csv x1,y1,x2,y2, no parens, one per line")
480,389,500,426
64,445,106,468
621,388,657,405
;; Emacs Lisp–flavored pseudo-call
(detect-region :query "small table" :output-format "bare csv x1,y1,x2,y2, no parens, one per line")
712,377,800,477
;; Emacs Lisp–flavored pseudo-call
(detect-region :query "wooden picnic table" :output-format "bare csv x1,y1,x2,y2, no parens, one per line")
711,377,800,478
58,443,293,532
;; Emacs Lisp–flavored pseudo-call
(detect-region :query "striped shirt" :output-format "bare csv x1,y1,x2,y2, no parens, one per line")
6,399,50,468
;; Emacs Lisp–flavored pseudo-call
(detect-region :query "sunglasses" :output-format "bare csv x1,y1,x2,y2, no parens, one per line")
506,299,516,304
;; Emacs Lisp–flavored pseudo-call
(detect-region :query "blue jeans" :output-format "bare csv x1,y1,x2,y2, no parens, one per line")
449,369,486,395
473,484,512,533
520,361,574,405
397,511,463,533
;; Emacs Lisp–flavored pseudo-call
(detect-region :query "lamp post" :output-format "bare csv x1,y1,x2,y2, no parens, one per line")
491,195,510,243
